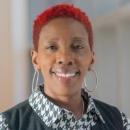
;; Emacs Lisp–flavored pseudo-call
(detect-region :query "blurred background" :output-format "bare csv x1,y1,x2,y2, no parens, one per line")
0,0,130,117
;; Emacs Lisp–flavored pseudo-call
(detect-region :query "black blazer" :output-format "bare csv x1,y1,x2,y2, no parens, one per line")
3,99,123,130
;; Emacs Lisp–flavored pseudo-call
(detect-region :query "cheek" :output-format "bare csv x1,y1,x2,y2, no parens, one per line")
38,54,55,71
78,54,92,70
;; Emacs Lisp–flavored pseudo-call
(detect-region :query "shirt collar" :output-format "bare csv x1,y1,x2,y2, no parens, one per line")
29,87,105,127
82,89,105,124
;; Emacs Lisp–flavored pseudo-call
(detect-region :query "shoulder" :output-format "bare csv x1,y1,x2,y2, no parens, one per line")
93,98,124,128
2,99,33,120
93,98,130,130
3,100,30,115
1,100,34,129
0,100,32,130
93,98,121,114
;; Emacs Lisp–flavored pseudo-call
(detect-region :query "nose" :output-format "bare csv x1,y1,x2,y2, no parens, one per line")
56,51,74,66
58,60,73,66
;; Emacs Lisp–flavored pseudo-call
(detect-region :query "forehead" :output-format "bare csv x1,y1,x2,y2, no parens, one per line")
40,17,88,40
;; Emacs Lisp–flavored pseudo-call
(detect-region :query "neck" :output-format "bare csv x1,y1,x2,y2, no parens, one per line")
44,87,84,119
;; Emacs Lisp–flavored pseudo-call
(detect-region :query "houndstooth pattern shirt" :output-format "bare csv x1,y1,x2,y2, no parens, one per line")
0,88,130,130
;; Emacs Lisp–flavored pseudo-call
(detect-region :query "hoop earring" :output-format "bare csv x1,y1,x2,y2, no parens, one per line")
83,69,98,92
32,69,39,93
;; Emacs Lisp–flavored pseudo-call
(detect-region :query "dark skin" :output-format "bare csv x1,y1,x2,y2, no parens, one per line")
31,17,95,119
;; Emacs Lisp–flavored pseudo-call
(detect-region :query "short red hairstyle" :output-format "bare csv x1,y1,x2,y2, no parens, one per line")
33,3,93,51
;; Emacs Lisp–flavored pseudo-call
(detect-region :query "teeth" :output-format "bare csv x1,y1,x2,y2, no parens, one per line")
55,73,76,78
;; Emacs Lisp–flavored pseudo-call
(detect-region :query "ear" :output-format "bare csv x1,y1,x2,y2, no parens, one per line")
88,51,95,70
31,49,40,71
91,51,95,64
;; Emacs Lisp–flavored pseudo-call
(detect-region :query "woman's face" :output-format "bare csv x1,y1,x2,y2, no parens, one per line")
32,17,95,96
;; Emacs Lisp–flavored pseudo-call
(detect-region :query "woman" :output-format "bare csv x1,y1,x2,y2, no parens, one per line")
0,3,130,130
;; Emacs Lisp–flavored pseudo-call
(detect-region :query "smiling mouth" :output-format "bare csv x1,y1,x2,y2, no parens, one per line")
54,72,80,78
50,70,80,78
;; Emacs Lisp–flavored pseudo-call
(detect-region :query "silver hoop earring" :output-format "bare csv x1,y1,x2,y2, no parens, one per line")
83,69,98,92
32,69,39,93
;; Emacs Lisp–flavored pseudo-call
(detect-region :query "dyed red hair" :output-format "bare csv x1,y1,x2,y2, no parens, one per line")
33,3,93,51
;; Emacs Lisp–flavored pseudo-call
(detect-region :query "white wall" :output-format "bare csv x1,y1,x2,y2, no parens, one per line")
0,0,30,112
0,0,13,111
93,15,130,116
94,26,118,106
11,0,30,105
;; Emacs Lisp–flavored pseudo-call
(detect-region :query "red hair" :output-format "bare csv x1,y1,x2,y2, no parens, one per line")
33,3,93,51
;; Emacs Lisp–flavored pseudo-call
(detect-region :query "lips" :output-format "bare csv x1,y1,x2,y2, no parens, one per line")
54,72,79,78
50,68,80,78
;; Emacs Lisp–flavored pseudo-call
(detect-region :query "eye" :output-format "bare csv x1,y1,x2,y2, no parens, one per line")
46,42,58,51
72,44,84,50
47,45,57,50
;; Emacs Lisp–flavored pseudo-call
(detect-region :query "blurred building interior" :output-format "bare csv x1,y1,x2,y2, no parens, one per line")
0,0,130,116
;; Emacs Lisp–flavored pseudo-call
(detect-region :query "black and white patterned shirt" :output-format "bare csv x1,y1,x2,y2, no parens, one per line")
0,88,130,130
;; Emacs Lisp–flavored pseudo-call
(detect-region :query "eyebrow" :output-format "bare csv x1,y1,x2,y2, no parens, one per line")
46,36,87,43
47,37,59,41
71,36,86,42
